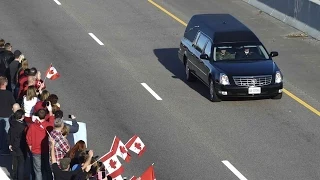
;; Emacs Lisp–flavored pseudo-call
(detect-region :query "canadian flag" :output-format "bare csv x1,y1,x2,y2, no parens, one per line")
125,135,146,157
139,165,156,180
110,136,131,162
100,151,124,178
45,64,60,80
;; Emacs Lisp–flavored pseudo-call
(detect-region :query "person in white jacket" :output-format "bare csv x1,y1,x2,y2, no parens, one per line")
23,85,39,117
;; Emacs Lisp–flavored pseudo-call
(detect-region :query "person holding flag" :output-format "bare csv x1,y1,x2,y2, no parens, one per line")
26,103,55,180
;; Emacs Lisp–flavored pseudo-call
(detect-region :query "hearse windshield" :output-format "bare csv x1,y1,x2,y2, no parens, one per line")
213,43,270,61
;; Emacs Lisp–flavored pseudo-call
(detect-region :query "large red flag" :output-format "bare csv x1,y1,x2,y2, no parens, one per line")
139,165,156,180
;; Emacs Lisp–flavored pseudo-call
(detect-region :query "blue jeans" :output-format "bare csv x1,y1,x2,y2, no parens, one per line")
0,117,10,153
11,83,18,100
32,153,53,180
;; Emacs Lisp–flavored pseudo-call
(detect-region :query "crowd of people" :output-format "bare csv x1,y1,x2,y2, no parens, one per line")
0,38,113,180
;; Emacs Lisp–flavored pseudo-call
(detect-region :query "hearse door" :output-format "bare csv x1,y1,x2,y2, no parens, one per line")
193,33,209,82
198,40,212,84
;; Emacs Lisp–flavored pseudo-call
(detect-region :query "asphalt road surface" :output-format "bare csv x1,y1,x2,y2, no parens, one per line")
1,0,320,179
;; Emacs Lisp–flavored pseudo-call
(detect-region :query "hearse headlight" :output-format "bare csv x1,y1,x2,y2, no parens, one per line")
220,73,230,85
275,71,282,83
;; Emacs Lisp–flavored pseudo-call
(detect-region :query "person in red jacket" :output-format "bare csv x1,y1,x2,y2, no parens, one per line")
26,102,54,180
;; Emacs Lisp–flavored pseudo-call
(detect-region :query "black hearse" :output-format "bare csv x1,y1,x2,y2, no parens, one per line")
178,14,283,102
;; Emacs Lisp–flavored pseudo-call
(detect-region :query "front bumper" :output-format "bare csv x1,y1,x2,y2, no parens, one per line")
215,83,283,98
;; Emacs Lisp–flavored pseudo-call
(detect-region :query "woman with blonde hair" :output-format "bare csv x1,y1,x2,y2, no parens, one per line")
23,85,39,117
16,59,28,83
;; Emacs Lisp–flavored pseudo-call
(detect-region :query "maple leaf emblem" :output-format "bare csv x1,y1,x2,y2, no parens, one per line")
109,159,117,169
120,146,127,154
49,69,54,74
134,142,141,150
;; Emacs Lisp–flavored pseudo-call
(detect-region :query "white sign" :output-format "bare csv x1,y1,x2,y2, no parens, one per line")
64,121,88,146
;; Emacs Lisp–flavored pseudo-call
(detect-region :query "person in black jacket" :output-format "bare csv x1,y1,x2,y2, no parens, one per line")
8,109,27,180
0,43,14,78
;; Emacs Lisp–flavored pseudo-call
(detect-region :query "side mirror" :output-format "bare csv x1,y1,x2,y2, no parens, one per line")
200,54,209,60
270,51,279,57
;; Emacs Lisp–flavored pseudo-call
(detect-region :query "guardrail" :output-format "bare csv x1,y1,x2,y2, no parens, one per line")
242,0,320,40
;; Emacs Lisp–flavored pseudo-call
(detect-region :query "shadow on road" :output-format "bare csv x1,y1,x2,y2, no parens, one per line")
153,48,270,102
153,48,210,100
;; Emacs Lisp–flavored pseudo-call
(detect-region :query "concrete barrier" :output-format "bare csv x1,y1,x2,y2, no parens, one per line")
0,168,10,180
242,0,320,40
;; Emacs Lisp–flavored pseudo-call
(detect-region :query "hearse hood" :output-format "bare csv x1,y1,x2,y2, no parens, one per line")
214,60,277,76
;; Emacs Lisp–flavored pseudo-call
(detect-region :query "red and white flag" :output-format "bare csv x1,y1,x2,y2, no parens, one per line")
129,176,137,180
125,135,146,157
139,165,156,180
110,136,131,162
45,64,60,80
100,151,124,178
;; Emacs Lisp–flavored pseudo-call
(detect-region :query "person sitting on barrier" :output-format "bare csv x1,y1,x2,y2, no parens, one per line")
54,110,79,147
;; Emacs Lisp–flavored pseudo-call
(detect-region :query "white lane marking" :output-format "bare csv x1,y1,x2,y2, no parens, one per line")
88,33,104,45
53,0,61,5
222,160,248,180
141,83,162,100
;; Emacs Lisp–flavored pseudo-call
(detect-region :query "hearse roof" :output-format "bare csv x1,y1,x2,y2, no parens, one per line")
188,14,260,44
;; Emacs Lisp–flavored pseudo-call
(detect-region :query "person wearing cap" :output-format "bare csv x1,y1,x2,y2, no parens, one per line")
7,109,27,180
50,117,70,166
26,103,54,180
9,50,24,98
49,137,93,180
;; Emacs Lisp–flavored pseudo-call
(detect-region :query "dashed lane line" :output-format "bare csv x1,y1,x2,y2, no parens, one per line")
88,33,105,45
222,160,248,180
53,0,61,5
141,83,163,100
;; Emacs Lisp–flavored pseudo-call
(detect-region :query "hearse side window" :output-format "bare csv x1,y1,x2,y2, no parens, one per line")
185,28,198,42
204,41,212,58
195,33,208,52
